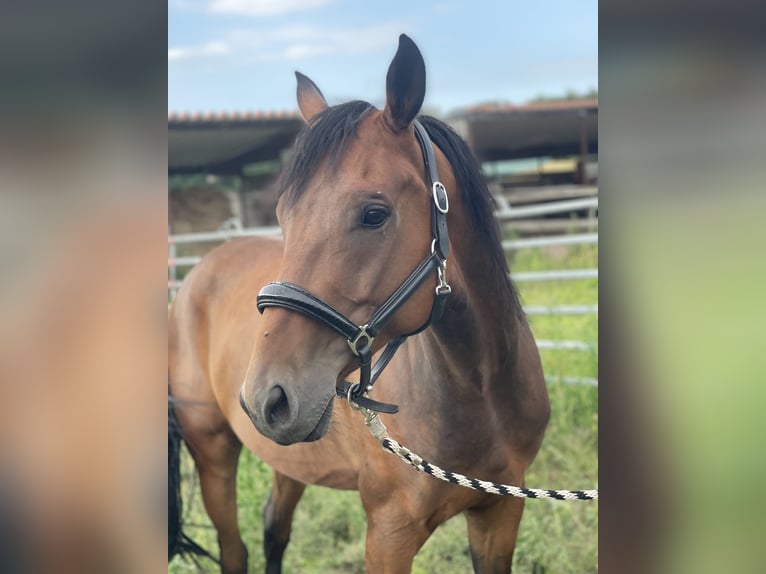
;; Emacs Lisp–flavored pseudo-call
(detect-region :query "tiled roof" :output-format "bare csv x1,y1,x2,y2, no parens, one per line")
461,98,598,115
168,109,302,123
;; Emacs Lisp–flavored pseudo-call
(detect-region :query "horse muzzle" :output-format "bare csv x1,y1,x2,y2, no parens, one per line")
240,377,335,446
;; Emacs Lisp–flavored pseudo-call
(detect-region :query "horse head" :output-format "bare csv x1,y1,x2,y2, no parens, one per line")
239,35,453,445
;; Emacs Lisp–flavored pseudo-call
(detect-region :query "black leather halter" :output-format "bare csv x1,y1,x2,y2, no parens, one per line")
256,121,451,414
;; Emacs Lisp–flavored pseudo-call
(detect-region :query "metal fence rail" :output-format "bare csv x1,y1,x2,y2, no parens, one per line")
169,226,281,244
495,197,598,220
512,269,598,282
545,375,598,387
168,195,599,383
536,340,596,351
524,305,598,316
167,198,599,245
502,233,598,250
168,256,202,267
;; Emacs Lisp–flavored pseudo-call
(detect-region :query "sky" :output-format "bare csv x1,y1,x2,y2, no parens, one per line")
168,0,597,115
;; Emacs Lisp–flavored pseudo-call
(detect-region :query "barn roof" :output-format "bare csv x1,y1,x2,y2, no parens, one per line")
168,99,597,175
448,99,598,162
168,110,303,175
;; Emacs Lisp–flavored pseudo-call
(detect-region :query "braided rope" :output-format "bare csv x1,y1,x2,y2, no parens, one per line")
359,407,598,501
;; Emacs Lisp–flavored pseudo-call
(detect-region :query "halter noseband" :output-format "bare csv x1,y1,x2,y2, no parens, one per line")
256,121,451,414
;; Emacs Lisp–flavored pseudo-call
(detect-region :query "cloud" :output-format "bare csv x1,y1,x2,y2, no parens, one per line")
168,42,229,62
224,22,407,62
432,2,458,13
209,0,333,17
168,23,408,66
282,43,333,60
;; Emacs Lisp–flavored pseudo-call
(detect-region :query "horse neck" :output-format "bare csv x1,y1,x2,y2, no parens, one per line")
421,206,521,396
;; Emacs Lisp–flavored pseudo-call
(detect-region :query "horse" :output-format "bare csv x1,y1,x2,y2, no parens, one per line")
168,34,550,573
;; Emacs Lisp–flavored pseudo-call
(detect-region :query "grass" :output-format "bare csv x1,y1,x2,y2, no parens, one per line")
170,242,597,573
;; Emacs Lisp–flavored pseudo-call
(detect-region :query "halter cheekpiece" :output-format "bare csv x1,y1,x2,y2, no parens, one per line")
256,121,451,414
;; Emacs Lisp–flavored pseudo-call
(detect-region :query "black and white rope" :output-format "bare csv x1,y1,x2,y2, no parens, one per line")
359,407,598,501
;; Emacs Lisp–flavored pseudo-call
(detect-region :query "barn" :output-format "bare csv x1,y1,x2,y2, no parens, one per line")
168,99,598,235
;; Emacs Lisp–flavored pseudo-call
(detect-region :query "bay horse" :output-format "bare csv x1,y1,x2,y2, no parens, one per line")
169,34,550,573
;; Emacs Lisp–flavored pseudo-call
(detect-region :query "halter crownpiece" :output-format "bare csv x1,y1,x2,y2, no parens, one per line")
256,120,451,414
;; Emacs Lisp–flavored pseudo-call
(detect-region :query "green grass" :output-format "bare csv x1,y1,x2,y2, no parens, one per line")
170,243,597,573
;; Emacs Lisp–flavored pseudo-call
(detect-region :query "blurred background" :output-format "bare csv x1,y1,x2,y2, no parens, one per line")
1,0,764,572
0,1,167,572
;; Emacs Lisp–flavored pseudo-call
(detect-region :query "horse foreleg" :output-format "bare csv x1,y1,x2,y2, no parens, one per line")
362,503,433,574
262,470,306,574
465,497,525,573
185,420,248,574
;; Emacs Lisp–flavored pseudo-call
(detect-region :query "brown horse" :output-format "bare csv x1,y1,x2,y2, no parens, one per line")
169,34,550,573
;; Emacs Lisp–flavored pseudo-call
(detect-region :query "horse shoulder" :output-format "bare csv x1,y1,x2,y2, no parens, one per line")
506,322,551,460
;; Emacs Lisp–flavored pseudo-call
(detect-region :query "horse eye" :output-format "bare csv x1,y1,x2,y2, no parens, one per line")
361,207,389,228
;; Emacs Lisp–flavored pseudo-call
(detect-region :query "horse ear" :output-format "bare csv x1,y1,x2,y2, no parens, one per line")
295,71,328,123
383,34,426,132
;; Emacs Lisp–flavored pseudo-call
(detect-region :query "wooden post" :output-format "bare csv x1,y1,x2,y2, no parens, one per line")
578,109,589,185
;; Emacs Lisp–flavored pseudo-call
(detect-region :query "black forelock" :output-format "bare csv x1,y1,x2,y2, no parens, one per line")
276,100,374,205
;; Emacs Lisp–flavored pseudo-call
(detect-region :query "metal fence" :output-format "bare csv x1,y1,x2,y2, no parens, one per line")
169,196,598,385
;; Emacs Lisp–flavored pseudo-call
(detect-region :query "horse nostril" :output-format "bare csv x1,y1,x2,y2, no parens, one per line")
264,385,290,426
239,389,252,418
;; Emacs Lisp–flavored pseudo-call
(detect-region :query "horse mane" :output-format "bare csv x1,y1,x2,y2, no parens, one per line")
274,102,525,325
417,115,527,325
276,100,374,205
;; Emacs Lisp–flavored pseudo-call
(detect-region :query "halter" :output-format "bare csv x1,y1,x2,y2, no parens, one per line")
256,121,451,414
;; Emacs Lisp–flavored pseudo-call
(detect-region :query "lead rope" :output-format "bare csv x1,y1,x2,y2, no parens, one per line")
358,406,598,501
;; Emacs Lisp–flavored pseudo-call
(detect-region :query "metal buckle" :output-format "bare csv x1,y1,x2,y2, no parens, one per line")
432,182,449,214
347,325,374,356
436,260,452,295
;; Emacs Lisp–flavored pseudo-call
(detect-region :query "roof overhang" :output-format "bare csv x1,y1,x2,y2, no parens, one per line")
168,100,598,175
168,111,304,175
450,99,598,162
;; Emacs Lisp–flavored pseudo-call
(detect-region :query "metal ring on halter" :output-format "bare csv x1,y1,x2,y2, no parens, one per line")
347,325,373,357
432,181,449,214
347,382,362,410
